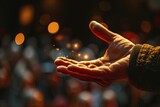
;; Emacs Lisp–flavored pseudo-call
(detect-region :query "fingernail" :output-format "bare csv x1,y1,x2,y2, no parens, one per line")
90,20,107,33
90,20,106,36
89,21,100,29
89,20,114,43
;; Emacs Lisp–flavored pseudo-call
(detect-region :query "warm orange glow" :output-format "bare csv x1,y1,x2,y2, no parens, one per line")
77,53,81,57
55,48,60,51
72,41,81,50
48,22,59,34
83,54,89,60
66,43,71,48
33,91,44,102
19,5,34,26
55,35,64,41
73,43,78,48
15,33,25,45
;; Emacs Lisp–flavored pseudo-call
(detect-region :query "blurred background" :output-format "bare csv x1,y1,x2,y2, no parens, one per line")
0,0,160,107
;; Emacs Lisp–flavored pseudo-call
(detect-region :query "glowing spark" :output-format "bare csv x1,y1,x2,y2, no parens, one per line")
83,54,89,60
66,43,71,48
77,53,81,57
71,50,74,53
73,42,80,50
74,43,78,48
56,48,59,51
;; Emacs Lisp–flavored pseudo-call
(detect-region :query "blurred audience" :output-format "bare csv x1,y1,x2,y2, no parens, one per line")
0,0,160,107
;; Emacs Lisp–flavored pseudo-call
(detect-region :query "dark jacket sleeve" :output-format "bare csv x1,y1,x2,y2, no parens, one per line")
128,44,160,92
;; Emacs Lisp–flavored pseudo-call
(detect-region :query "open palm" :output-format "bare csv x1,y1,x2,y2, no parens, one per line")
55,21,135,87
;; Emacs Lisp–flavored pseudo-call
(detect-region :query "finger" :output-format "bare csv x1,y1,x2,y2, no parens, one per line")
56,57,103,67
88,64,97,68
57,57,78,64
68,65,107,76
56,66,99,81
56,66,69,73
54,58,73,66
89,20,116,44
79,59,103,66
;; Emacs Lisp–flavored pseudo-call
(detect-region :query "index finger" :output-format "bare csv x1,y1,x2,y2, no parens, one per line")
68,64,110,76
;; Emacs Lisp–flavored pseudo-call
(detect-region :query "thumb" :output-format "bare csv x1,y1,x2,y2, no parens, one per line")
89,21,116,44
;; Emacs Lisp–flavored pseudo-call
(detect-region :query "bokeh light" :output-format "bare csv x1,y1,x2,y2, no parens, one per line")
33,91,44,102
19,5,34,26
73,43,79,50
103,90,116,100
50,49,68,60
77,53,81,57
55,34,64,41
141,20,152,33
15,33,25,45
71,39,82,50
80,48,95,60
56,48,60,51
122,32,139,43
83,54,89,60
73,43,78,48
48,22,59,34
66,43,72,49
1,1,160,107
23,46,35,59
78,91,93,103
11,41,21,53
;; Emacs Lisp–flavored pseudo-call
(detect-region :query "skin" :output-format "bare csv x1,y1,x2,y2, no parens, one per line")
54,21,135,87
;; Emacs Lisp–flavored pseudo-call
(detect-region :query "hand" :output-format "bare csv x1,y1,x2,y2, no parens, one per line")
54,21,135,87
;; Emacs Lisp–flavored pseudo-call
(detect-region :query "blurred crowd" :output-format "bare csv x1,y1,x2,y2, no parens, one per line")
0,29,160,107
0,0,160,107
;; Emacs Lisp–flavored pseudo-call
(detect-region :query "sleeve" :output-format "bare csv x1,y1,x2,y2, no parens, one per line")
128,44,160,92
